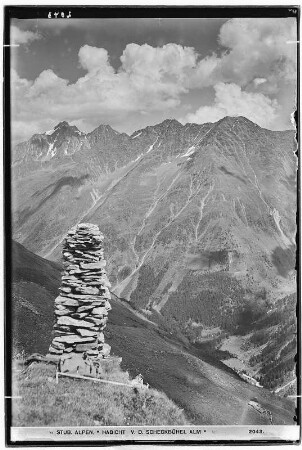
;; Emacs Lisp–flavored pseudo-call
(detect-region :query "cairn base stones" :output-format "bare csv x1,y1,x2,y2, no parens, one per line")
48,223,112,373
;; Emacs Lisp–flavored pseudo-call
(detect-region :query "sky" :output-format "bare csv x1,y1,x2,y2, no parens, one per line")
10,16,297,143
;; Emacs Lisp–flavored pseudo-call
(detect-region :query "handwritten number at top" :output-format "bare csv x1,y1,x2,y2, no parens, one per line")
48,11,71,19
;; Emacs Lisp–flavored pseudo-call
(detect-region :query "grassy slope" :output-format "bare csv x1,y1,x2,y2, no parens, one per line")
11,241,296,425
11,241,61,355
12,363,187,427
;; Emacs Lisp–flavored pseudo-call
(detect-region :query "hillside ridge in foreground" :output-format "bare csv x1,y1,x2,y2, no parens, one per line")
12,361,187,427
11,240,296,425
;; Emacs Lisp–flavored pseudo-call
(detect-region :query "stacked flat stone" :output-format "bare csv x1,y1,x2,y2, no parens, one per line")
48,223,111,360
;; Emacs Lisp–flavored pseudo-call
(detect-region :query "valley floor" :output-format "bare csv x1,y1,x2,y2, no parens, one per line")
106,297,296,426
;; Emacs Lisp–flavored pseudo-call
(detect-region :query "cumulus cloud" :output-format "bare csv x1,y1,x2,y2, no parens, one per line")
121,43,196,81
253,78,267,86
11,18,297,142
183,18,296,130
218,18,297,86
184,18,297,92
78,45,114,75
186,54,220,88
11,43,203,141
10,25,41,45
184,83,279,129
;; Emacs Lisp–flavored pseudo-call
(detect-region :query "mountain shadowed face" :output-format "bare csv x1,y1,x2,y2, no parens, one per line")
12,116,297,312
271,244,296,278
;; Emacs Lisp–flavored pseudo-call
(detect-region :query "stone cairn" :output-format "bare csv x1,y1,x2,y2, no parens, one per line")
48,223,112,373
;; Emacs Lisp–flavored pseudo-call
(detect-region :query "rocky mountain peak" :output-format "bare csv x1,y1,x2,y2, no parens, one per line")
94,124,118,132
183,116,265,154
52,122,82,136
161,118,183,126
155,118,183,132
54,121,70,129
88,124,121,140
215,115,262,132
42,122,83,142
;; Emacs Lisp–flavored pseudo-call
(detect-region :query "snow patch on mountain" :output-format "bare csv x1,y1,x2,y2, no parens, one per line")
45,128,55,136
272,208,291,246
147,137,159,153
180,146,196,158
134,153,143,162
131,131,142,139
46,142,57,158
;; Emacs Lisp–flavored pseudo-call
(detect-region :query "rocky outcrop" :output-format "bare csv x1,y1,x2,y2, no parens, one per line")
48,223,111,361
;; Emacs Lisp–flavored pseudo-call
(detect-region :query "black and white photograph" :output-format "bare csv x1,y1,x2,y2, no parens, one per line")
4,4,300,444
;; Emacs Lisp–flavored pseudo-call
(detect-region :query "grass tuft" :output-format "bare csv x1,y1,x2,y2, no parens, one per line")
12,362,188,427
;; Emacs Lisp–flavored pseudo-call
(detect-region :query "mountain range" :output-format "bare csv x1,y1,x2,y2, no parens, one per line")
11,116,297,394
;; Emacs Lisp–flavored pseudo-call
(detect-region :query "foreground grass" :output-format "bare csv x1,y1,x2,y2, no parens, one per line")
12,362,188,427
